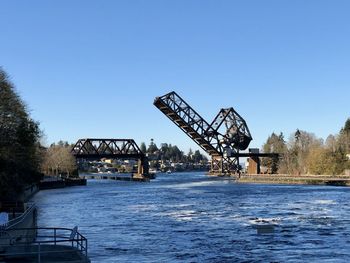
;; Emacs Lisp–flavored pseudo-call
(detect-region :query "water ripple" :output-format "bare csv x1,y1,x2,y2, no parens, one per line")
33,172,350,262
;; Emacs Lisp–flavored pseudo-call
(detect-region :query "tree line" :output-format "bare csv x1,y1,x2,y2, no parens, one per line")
262,120,350,175
140,139,208,164
41,141,77,176
0,68,78,200
0,69,42,199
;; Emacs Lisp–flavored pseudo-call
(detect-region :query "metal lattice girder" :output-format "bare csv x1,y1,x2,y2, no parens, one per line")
154,92,220,155
71,138,145,159
208,108,252,151
154,91,253,173
154,91,252,155
211,155,239,174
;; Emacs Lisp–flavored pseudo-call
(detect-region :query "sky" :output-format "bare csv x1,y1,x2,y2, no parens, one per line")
1,0,349,155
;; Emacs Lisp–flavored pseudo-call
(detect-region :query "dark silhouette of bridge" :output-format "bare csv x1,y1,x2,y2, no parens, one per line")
71,138,149,178
154,91,277,175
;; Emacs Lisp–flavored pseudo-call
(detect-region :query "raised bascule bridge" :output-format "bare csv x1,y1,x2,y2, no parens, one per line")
154,91,276,175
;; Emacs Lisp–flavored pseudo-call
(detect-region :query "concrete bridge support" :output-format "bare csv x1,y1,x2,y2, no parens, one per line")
247,156,260,174
135,157,149,178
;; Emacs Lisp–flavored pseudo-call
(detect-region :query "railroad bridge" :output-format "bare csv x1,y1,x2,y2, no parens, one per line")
71,138,149,178
154,91,277,175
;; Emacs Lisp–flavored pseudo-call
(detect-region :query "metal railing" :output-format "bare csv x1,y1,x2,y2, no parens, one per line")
0,202,36,231
0,227,89,263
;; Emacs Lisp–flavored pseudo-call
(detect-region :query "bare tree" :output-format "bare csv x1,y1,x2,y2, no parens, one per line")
41,142,76,176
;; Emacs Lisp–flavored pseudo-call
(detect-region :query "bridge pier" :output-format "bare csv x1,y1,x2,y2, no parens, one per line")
210,156,223,175
134,157,150,178
71,138,154,181
210,156,240,176
247,156,260,174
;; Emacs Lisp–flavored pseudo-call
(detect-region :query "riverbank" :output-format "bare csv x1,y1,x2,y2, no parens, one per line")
237,174,350,186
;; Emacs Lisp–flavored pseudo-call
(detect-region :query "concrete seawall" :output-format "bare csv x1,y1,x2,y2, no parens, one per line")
39,177,87,190
0,203,37,247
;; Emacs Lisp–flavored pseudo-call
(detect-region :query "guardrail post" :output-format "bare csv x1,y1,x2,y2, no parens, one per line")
85,239,88,261
38,242,41,263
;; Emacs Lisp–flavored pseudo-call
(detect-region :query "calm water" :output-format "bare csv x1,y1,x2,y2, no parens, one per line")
32,172,350,262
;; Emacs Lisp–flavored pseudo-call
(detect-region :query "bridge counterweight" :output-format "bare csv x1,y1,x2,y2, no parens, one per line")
154,91,253,175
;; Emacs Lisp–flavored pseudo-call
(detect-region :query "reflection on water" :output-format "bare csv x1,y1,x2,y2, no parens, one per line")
33,172,350,262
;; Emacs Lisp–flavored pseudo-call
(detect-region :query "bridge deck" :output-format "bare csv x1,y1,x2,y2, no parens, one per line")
154,92,220,156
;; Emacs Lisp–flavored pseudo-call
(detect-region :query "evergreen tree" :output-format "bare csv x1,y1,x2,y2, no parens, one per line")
187,148,193,163
140,142,147,153
193,150,203,163
147,138,158,154
261,132,286,173
0,68,42,199
344,118,350,133
339,118,350,153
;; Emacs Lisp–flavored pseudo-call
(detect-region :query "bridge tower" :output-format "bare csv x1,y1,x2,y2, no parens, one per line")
154,91,252,175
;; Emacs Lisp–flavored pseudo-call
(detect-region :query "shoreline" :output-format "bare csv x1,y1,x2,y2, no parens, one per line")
237,174,350,186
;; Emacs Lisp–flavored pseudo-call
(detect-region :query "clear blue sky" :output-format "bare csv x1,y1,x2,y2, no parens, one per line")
1,0,349,154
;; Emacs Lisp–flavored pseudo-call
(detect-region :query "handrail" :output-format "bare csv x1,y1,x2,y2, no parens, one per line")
0,202,36,230
0,227,89,262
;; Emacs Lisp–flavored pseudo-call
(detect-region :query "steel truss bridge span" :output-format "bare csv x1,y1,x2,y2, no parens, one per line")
154,91,253,174
71,138,149,177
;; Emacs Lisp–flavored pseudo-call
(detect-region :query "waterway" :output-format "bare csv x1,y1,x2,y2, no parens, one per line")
32,172,350,262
